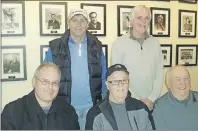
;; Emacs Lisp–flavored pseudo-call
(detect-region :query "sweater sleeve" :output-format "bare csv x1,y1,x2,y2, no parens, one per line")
1,104,16,130
152,102,168,129
111,38,123,65
148,40,164,102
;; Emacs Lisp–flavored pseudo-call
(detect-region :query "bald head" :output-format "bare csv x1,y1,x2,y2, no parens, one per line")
166,66,191,101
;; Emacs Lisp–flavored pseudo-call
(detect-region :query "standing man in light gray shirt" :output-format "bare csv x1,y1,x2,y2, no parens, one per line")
111,5,164,110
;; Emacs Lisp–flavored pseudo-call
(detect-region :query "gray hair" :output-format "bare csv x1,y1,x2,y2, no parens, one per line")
33,62,61,79
128,5,151,27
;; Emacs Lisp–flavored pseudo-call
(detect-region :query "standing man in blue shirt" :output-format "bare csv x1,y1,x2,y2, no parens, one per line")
44,9,107,130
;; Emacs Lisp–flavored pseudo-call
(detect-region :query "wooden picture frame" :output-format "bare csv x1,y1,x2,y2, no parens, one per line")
161,44,172,67
178,10,197,38
117,5,134,36
150,7,170,37
81,3,106,36
176,45,198,66
39,2,67,36
2,46,27,82
2,1,25,36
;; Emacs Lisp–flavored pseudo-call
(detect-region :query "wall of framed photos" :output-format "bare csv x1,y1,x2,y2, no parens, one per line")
1,0,198,109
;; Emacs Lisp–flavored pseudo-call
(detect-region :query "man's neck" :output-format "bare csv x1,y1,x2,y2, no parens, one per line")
109,95,125,104
70,33,86,45
35,94,52,108
131,28,145,39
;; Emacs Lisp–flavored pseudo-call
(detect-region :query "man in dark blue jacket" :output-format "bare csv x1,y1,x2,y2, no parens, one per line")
44,9,107,129
1,63,80,130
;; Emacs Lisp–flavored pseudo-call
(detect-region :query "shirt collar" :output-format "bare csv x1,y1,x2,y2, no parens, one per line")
169,91,196,105
68,35,87,45
129,28,150,40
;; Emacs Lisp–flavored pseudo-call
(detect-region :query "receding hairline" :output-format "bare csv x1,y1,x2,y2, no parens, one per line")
33,62,61,78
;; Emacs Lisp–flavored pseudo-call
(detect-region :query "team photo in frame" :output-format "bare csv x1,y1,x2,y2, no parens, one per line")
117,5,134,36
150,7,170,37
178,10,197,38
179,0,197,4
81,3,106,36
39,2,67,36
176,45,198,66
2,46,27,82
1,1,25,37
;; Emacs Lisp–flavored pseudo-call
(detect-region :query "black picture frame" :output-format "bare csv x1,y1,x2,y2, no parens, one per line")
40,45,49,64
102,45,108,67
161,44,172,67
1,45,27,82
39,2,67,36
179,0,197,4
176,45,198,66
150,7,170,37
117,5,134,36
81,3,106,36
178,10,197,38
1,1,25,37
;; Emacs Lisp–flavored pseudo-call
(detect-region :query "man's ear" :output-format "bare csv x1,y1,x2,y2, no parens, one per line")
105,81,110,90
32,76,36,88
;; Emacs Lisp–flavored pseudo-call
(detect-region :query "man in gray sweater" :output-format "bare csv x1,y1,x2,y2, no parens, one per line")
153,66,198,130
111,5,164,111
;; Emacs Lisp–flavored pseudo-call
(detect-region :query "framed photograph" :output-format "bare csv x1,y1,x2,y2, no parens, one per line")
117,5,134,36
178,10,197,37
102,45,108,67
81,3,106,36
150,7,170,37
179,0,197,4
176,45,198,66
40,45,49,64
161,44,172,67
2,46,27,82
39,2,67,36
1,1,25,36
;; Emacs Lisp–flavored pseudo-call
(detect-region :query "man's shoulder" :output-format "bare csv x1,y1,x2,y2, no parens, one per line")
55,96,76,112
154,92,169,106
192,91,198,100
3,94,28,114
126,97,150,112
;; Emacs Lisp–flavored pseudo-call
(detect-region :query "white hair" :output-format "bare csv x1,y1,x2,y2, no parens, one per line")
128,5,151,27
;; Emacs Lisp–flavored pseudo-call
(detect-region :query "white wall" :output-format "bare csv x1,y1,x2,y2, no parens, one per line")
2,1,198,109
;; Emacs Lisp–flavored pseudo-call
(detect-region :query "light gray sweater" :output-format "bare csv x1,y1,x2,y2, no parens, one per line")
111,33,164,102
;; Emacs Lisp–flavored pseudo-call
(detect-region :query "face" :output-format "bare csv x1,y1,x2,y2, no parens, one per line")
51,14,56,20
131,7,150,35
33,67,60,105
168,67,191,101
157,16,163,24
106,71,129,103
90,13,97,23
69,14,88,37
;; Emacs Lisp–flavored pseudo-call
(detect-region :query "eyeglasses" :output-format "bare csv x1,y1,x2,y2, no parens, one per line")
35,76,60,88
108,79,129,85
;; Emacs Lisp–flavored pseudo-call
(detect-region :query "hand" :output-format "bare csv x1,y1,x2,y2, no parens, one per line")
140,98,153,111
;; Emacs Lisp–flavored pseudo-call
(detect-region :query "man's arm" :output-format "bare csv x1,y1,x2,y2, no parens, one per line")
101,51,107,98
111,38,123,65
148,41,164,102
43,48,53,62
1,104,16,130
152,102,168,129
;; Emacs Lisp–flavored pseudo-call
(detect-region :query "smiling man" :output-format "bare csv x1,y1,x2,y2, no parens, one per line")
1,63,79,130
153,66,198,130
44,9,107,129
111,5,164,110
85,64,154,130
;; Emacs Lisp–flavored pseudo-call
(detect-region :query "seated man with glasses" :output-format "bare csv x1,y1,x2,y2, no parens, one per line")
1,62,80,130
85,64,154,130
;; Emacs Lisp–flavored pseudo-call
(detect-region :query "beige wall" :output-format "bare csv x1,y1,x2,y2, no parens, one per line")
2,1,198,109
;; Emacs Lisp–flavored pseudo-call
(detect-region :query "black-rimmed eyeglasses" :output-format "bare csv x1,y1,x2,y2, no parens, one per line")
108,79,129,85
